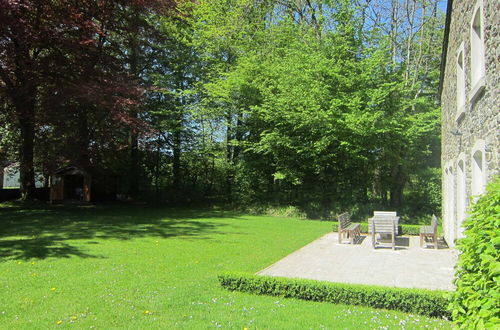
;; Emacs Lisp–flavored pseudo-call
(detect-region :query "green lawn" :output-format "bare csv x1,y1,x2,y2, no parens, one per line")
0,203,451,329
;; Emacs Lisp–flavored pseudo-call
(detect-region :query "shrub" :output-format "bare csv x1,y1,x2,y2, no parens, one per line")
240,205,307,219
265,205,307,218
404,167,442,220
449,177,500,329
219,272,450,318
331,222,422,236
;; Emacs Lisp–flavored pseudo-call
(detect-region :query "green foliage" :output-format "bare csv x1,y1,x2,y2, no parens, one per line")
330,222,421,236
219,272,450,318
243,205,307,219
395,224,425,236
1,0,444,217
187,0,444,216
404,167,442,221
450,177,500,329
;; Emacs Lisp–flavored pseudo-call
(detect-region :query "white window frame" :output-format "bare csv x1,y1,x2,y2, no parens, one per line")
444,162,455,245
456,153,467,239
471,139,487,199
456,43,466,122
469,0,486,102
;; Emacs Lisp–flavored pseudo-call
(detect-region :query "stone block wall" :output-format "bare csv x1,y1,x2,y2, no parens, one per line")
441,0,499,246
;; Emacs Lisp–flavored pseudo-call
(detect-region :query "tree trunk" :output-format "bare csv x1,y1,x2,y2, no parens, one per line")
77,105,90,168
234,112,243,159
0,164,3,189
127,7,140,197
128,130,139,196
171,78,185,198
18,103,36,200
154,133,162,203
226,112,234,163
390,0,399,67
404,0,416,82
0,151,6,189
172,128,181,193
390,164,406,208
373,165,389,205
225,112,234,202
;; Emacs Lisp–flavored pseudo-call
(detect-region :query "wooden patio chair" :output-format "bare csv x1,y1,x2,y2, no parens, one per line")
420,215,438,249
337,212,361,244
370,217,397,250
373,211,398,218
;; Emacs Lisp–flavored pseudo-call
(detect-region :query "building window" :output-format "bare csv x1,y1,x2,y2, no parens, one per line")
457,156,466,239
444,164,455,244
469,2,486,101
471,140,487,198
456,44,466,122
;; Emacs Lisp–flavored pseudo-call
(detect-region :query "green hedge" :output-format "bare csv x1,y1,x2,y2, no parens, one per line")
219,272,450,318
449,177,500,329
331,222,422,235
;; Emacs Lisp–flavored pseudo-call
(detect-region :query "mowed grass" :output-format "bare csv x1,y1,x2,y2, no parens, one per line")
0,203,451,329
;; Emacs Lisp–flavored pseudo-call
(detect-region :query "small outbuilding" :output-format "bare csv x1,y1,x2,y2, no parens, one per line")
50,166,91,203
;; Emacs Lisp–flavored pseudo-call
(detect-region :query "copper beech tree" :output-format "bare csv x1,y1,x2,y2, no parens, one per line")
0,0,177,199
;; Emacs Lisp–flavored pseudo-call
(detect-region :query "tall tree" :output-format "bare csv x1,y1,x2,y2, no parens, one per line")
191,0,444,214
0,0,177,199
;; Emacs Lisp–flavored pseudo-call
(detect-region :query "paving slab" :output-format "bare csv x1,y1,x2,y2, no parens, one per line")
258,233,458,291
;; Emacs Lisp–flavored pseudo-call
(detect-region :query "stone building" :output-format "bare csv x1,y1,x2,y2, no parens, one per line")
439,0,499,246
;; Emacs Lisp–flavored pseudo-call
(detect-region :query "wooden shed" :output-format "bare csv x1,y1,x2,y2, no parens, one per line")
50,166,91,203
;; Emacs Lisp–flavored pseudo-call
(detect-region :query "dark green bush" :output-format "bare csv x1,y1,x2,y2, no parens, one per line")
449,177,500,329
404,167,442,220
219,272,450,318
331,222,421,236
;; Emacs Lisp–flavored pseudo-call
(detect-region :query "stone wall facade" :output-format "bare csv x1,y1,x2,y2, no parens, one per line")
441,0,499,247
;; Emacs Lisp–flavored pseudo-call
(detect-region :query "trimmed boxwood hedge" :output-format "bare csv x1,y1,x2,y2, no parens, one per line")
331,222,422,235
219,272,450,318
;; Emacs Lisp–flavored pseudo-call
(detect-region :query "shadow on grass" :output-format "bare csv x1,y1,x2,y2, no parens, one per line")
0,203,241,261
0,237,98,260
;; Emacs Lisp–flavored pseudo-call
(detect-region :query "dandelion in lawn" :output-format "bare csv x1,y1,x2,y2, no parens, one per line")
56,320,63,325
50,288,56,291
70,315,77,320
31,261,36,265
17,261,22,265
143,310,152,315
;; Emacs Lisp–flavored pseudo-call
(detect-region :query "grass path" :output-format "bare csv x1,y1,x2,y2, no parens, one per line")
0,203,451,329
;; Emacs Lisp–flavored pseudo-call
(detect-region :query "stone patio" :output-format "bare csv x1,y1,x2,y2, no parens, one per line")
258,233,458,291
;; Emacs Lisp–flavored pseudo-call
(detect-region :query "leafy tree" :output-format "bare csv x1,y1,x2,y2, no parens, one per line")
190,0,443,216
144,9,201,200
0,0,444,216
0,0,176,199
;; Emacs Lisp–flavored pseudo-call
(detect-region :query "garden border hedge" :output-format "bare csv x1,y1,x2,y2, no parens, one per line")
331,222,422,235
219,272,450,318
